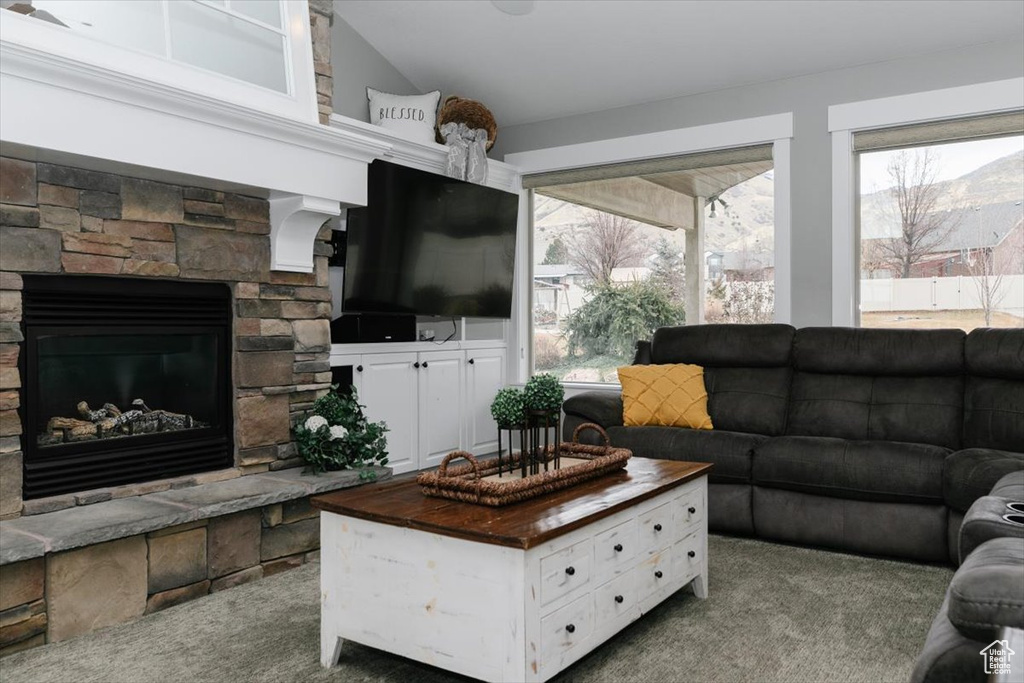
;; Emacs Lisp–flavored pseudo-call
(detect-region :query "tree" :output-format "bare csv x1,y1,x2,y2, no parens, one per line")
964,219,1023,327
566,210,651,285
650,236,685,303
872,149,957,278
564,279,683,361
541,235,569,265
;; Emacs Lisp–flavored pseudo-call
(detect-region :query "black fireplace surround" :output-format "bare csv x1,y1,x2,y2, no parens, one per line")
20,275,234,499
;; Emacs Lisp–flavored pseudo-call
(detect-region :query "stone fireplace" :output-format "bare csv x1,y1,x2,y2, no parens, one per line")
0,155,334,517
20,275,234,499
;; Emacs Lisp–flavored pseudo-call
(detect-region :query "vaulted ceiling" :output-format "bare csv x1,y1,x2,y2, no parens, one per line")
336,0,1024,127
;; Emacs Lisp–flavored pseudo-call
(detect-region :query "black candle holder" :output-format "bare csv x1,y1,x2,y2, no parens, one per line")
495,423,526,478
524,409,561,477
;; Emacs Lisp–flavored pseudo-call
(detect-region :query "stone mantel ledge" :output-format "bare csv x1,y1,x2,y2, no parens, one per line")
0,467,391,565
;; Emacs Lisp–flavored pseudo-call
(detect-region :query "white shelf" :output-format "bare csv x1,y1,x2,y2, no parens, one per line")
328,114,521,193
330,339,506,361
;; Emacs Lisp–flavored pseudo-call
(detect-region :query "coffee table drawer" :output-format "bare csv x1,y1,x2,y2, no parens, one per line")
594,570,636,626
636,547,674,602
593,519,637,584
540,592,594,666
676,531,703,583
539,539,591,606
675,489,704,532
638,502,675,555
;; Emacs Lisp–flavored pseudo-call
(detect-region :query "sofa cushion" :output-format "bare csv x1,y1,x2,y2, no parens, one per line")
562,391,624,429
618,364,713,429
752,435,949,504
648,324,795,436
943,449,1024,514
947,537,1024,642
606,425,764,484
963,376,1024,452
965,328,1024,380
787,327,965,449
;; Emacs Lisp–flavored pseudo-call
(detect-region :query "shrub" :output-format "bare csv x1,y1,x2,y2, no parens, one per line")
565,280,683,360
294,387,388,479
533,334,563,370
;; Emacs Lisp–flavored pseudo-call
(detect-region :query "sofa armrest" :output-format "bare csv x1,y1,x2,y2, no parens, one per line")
991,471,1024,500
948,537,1024,642
943,449,1024,514
563,391,624,429
632,340,652,365
959,495,1024,562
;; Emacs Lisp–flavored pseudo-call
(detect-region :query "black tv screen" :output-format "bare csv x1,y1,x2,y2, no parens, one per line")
343,160,519,319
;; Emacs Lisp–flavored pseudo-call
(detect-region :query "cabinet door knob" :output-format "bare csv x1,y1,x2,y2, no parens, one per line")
688,506,696,514
614,543,623,552
654,570,663,579
413,362,420,369
688,550,696,558
565,624,575,634
356,365,363,372
468,358,475,364
614,595,624,604
653,523,662,532
565,566,575,576
422,361,428,368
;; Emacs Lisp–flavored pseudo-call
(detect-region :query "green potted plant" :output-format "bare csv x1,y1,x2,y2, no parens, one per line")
490,386,526,428
294,386,389,480
523,373,565,416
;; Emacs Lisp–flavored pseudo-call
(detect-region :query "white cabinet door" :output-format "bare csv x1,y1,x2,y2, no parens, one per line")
464,348,507,456
417,350,465,468
355,353,419,474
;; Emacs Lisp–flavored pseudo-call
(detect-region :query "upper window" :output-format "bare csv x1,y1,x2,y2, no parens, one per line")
2,0,315,120
856,119,1024,331
527,146,775,383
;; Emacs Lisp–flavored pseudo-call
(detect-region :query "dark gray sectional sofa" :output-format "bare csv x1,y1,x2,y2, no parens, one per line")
562,324,1024,564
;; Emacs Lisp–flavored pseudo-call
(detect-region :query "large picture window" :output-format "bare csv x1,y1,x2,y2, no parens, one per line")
527,147,775,383
856,115,1024,331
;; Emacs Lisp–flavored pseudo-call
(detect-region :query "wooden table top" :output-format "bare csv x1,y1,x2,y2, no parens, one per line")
311,458,712,550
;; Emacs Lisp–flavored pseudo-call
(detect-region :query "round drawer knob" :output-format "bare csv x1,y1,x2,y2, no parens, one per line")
688,506,696,514
565,624,576,634
356,365,363,372
614,595,624,604
565,566,575,576
688,550,696,558
653,523,662,532
614,544,623,552
654,570,663,579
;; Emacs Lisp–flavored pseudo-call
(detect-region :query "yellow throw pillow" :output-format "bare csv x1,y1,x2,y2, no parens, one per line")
618,364,714,430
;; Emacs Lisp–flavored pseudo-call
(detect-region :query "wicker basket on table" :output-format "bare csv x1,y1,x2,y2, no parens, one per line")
417,423,631,506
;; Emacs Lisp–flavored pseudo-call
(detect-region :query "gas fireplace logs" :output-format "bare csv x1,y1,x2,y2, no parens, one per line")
39,399,206,446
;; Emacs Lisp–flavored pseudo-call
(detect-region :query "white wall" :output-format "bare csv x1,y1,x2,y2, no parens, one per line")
331,15,421,122
494,39,1024,327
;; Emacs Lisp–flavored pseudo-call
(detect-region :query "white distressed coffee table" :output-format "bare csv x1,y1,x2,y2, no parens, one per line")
312,458,711,682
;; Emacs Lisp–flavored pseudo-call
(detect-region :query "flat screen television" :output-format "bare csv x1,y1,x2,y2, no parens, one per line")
342,159,519,319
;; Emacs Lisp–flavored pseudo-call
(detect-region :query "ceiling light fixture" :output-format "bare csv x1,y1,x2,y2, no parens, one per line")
491,0,535,16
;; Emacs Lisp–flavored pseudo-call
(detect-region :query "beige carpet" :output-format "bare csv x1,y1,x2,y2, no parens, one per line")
0,535,952,683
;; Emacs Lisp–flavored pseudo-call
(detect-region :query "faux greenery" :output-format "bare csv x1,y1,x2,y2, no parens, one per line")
565,281,683,360
294,386,388,480
490,387,526,427
523,373,564,415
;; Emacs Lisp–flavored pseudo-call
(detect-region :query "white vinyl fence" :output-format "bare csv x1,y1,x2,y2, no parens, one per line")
861,275,1024,317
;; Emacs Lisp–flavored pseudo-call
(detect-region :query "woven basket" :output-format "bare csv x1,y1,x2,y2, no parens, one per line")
417,423,631,506
434,95,498,150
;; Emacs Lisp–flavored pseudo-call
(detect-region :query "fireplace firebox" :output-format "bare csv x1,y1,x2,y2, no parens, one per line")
20,275,234,499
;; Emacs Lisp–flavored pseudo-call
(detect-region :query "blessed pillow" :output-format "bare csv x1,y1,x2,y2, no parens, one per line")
618,364,713,430
366,88,441,143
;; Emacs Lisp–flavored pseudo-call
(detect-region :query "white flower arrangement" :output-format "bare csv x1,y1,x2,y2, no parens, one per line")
329,424,349,441
304,415,328,432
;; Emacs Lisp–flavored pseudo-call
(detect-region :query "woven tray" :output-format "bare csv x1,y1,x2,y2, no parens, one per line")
417,423,631,507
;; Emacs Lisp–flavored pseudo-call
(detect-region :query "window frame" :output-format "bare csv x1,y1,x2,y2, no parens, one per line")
503,113,794,386
827,78,1024,326
0,0,317,122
